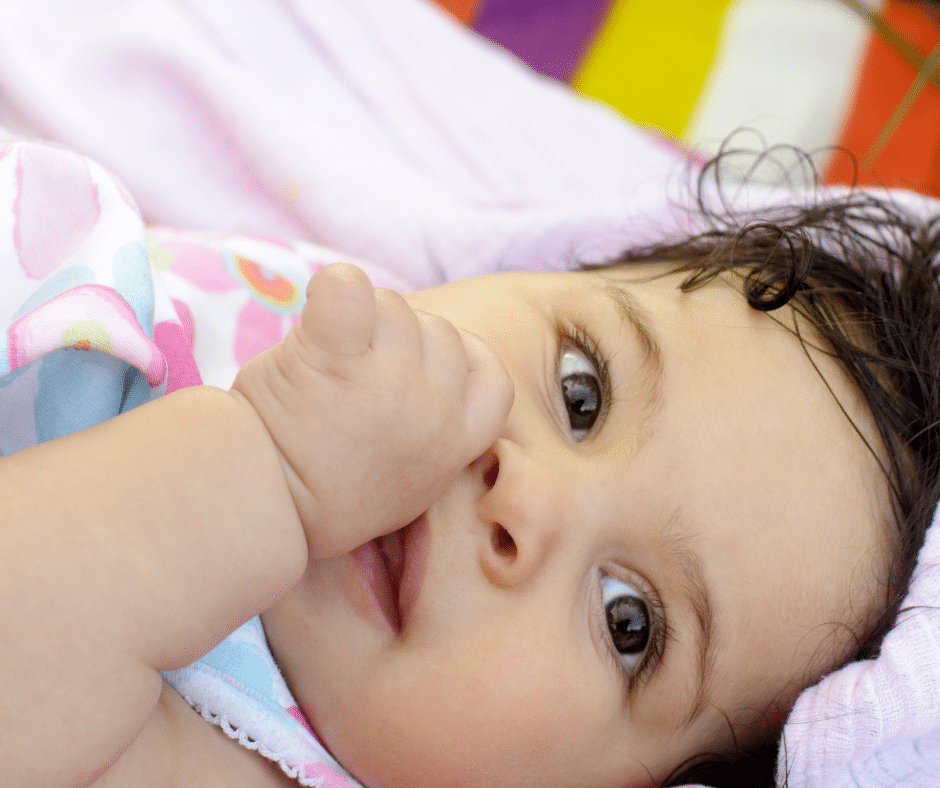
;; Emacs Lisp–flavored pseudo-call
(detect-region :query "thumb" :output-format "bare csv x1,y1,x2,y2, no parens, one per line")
301,263,376,356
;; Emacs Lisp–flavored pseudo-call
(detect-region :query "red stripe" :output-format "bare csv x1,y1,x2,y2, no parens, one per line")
825,1,940,195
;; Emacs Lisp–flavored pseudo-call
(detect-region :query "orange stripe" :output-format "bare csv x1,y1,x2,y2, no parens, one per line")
432,0,483,25
825,0,940,195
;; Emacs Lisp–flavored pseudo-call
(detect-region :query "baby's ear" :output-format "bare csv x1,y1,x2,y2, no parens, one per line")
301,263,377,357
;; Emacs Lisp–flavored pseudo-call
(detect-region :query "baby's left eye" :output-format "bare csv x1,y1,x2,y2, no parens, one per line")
600,572,650,672
559,347,602,441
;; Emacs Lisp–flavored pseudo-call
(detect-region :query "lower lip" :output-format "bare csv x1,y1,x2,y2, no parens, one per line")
351,537,401,633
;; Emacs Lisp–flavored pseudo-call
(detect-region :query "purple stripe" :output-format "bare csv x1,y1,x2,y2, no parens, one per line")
473,0,611,83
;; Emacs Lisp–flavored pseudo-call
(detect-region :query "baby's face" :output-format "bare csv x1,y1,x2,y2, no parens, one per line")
262,265,892,788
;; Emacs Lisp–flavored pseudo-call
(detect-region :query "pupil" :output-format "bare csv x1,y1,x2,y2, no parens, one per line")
606,597,649,654
562,373,599,430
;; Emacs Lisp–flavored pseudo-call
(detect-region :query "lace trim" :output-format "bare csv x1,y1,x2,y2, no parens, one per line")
182,695,326,788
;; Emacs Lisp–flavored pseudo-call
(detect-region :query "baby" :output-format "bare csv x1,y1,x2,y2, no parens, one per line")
0,156,937,788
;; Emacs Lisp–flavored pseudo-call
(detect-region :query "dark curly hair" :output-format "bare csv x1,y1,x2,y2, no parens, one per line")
587,146,940,787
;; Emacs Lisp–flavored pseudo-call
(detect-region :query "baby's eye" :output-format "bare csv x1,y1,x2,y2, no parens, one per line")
600,572,650,671
559,347,602,441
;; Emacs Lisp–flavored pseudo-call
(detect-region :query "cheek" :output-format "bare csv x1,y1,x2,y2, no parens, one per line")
314,626,624,788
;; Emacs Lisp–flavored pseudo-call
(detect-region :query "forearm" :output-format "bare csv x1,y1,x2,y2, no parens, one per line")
0,385,307,785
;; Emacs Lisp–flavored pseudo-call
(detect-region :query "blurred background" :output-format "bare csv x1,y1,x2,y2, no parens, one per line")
432,0,940,195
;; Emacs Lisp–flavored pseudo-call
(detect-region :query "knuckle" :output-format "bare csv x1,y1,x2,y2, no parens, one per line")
417,313,466,365
375,288,419,331
374,287,409,312
418,310,460,339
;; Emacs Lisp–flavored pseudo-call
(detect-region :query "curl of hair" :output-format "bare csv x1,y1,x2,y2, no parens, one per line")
590,146,940,787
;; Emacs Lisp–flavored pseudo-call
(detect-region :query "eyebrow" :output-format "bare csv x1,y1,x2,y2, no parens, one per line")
666,530,717,727
600,282,717,724
601,284,664,408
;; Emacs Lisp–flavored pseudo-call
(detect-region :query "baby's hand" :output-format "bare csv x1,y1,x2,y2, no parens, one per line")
232,264,513,559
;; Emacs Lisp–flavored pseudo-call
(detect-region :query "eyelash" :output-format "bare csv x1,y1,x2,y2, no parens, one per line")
595,571,671,690
552,321,669,687
553,320,612,441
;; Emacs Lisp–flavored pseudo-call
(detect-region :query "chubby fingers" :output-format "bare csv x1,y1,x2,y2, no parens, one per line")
302,262,513,459
408,307,514,460
457,328,514,459
369,289,514,460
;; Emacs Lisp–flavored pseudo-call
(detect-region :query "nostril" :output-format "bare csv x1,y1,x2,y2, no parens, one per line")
492,525,517,559
482,450,499,490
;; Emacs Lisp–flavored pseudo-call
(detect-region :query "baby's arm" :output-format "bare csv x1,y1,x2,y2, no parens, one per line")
0,384,302,787
0,264,511,786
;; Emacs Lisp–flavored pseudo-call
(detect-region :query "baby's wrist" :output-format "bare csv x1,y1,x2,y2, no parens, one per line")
226,381,315,555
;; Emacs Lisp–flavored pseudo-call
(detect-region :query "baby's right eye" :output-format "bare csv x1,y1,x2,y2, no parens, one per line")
559,345,603,441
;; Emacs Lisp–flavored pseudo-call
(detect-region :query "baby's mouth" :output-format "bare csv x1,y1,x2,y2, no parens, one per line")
352,514,427,634
352,524,408,633
376,528,406,630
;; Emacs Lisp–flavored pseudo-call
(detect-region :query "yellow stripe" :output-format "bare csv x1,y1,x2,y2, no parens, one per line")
574,0,733,138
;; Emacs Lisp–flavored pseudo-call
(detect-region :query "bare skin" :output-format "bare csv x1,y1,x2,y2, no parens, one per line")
268,265,893,788
0,263,511,787
0,263,891,788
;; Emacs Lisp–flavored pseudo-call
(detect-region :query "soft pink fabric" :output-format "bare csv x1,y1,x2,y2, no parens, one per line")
154,320,202,393
0,0,692,289
13,145,99,280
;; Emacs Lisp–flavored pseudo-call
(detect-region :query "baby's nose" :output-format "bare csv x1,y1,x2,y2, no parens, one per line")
475,442,565,590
